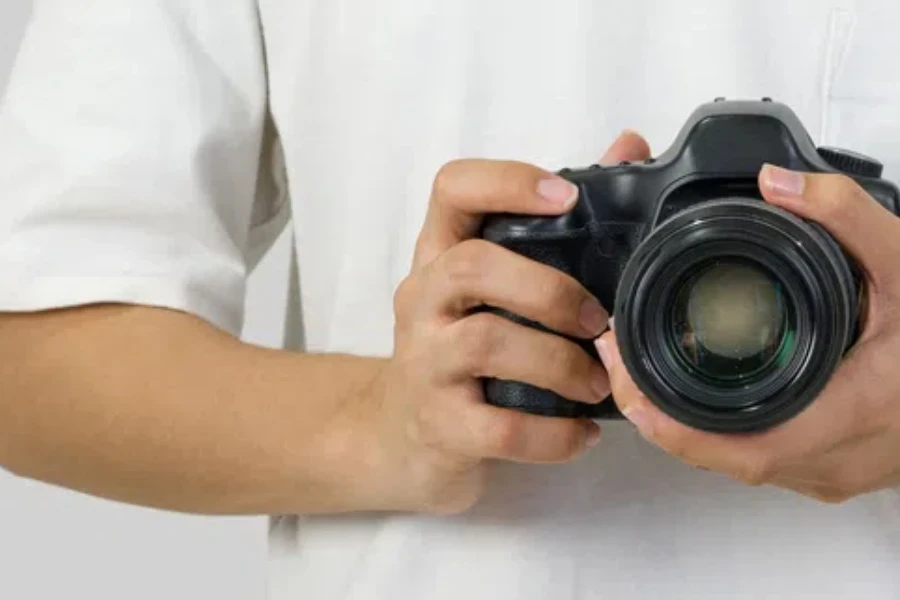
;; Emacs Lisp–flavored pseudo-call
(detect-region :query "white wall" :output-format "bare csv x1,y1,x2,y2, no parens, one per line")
0,2,294,598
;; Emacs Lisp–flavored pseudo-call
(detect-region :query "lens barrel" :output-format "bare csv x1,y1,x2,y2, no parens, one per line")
615,198,857,433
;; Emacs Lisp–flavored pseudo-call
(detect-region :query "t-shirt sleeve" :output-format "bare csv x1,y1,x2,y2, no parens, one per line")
0,0,276,336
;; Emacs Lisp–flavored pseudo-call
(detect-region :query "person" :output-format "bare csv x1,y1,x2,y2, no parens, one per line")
1,2,899,598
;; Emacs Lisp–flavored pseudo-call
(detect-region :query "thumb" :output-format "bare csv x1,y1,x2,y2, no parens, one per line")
759,164,900,286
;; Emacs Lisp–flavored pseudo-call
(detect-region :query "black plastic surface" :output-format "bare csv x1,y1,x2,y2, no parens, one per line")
817,147,884,178
480,98,900,430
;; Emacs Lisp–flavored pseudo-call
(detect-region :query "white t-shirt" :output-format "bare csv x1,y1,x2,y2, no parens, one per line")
3,1,900,598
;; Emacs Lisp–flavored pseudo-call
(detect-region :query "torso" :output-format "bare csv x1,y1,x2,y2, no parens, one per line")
257,1,900,597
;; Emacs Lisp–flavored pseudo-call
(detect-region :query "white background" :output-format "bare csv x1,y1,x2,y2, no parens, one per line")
0,2,294,598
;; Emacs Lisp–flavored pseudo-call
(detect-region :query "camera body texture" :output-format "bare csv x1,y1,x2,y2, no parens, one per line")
481,98,900,433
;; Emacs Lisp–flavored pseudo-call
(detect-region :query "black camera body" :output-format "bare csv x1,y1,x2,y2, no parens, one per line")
481,98,900,433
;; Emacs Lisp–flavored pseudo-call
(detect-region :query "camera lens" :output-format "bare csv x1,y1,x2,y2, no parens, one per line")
670,260,795,385
614,198,857,433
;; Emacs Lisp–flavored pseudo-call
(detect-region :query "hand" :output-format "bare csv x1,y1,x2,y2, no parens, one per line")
359,132,652,514
598,163,900,503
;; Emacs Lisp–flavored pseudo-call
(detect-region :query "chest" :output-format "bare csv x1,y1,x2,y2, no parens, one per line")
255,0,900,350
262,0,899,200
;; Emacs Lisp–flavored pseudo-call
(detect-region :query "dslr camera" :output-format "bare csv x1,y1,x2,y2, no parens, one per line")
481,98,900,433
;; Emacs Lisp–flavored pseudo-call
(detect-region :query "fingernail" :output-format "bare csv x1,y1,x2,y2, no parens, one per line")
591,368,611,401
585,421,602,448
579,298,609,336
623,406,655,439
608,316,616,331
595,338,613,369
538,177,579,207
762,164,805,198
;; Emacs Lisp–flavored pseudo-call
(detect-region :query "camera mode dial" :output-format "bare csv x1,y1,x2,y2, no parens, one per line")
817,146,884,178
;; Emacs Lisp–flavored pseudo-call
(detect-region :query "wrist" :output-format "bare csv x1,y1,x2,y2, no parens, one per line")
290,355,403,513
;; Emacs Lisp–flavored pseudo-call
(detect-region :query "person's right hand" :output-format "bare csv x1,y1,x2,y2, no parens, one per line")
356,132,652,515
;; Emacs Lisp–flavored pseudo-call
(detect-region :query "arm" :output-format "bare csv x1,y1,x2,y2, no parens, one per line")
1,155,649,518
0,2,339,514
0,4,644,517
0,304,387,515
0,141,651,517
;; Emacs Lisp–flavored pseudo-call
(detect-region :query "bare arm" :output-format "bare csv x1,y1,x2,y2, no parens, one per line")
0,304,387,516
0,137,647,518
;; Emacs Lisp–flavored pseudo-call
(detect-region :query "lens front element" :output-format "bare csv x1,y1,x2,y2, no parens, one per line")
671,260,795,385
614,198,857,433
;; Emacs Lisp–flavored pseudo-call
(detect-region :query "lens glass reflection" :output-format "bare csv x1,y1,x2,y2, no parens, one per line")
670,260,795,384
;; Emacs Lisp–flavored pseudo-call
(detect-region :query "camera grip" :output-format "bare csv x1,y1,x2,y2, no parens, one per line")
477,231,622,419
484,379,619,419
479,307,620,419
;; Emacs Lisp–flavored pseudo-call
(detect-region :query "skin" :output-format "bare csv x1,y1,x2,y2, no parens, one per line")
9,126,887,513
599,148,900,504
0,132,649,516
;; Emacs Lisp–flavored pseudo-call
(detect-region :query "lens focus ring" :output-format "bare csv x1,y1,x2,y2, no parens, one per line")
614,198,856,433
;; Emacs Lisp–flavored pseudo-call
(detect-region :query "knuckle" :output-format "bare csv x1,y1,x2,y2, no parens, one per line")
454,313,503,372
484,414,522,457
846,401,881,438
820,192,846,221
735,455,778,487
393,276,419,318
432,159,467,200
653,430,694,465
559,424,588,461
422,471,486,516
442,240,491,289
542,335,576,370
818,176,858,219
427,489,481,516
409,401,442,446
545,277,584,317
831,466,869,499
807,485,853,505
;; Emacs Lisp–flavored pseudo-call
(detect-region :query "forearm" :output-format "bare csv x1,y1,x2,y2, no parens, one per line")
0,304,387,516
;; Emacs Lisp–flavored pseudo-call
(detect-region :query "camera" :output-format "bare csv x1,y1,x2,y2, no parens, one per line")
480,98,900,433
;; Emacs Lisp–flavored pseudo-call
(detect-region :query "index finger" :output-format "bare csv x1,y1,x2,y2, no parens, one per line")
412,159,579,270
413,130,654,269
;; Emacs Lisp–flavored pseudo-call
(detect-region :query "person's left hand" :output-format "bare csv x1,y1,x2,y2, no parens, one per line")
597,163,900,503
